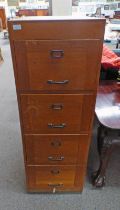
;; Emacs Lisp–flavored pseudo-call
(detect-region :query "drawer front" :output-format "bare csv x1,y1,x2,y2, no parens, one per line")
26,165,86,192
24,134,90,165
14,40,101,91
20,94,95,134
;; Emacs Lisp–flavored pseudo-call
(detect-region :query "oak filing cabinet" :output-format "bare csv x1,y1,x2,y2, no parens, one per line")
0,7,7,29
8,17,105,193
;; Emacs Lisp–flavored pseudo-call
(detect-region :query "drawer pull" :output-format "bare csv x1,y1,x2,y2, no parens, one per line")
50,50,64,59
47,80,69,85
50,104,64,110
48,183,63,187
51,140,61,147
48,123,66,129
48,156,64,161
51,169,60,174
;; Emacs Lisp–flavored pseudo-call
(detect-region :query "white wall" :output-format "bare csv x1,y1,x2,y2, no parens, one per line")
52,0,72,16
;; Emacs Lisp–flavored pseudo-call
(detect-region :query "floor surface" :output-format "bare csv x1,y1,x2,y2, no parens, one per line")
0,35,120,210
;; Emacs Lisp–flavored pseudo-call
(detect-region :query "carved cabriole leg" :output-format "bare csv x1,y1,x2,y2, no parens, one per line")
97,124,105,155
92,128,114,187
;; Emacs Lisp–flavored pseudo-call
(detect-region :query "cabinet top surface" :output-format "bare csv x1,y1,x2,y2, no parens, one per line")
8,16,105,22
8,16,105,41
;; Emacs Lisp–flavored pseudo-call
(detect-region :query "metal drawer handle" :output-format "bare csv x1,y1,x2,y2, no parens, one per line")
47,80,69,85
48,183,63,187
48,123,66,129
49,104,64,110
51,140,61,147
50,50,64,59
51,169,60,174
48,156,64,161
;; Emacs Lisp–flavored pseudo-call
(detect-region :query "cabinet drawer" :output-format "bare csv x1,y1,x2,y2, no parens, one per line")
20,94,95,134
26,165,86,192
24,134,90,165
14,40,101,91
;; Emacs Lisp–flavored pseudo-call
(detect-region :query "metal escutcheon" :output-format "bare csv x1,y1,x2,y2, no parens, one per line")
50,50,64,59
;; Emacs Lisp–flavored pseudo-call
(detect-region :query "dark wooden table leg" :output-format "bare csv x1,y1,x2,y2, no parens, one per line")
97,124,105,155
92,128,114,187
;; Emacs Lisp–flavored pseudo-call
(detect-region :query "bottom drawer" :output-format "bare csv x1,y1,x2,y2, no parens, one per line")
26,165,86,192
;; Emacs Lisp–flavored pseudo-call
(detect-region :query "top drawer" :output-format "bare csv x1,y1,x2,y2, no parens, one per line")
14,39,102,91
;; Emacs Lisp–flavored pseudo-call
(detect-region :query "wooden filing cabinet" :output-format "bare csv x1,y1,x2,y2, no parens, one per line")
8,17,105,193
16,9,48,17
0,7,7,29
